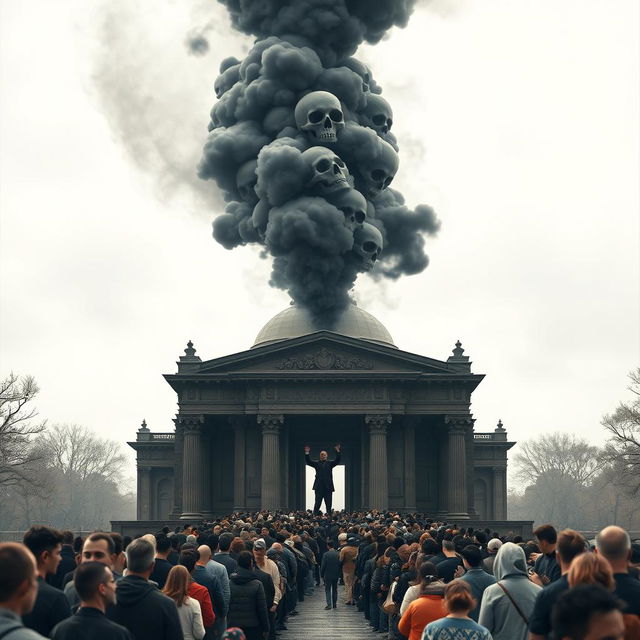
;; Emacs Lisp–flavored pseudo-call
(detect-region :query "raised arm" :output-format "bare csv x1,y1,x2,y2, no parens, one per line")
304,446,316,468
331,444,341,468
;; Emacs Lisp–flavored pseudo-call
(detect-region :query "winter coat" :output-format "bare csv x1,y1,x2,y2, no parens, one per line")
398,591,447,640
320,549,342,582
51,607,133,640
227,568,269,634
478,542,541,640
107,575,183,640
0,607,46,640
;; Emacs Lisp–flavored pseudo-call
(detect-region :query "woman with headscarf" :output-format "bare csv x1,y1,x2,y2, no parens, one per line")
478,542,541,640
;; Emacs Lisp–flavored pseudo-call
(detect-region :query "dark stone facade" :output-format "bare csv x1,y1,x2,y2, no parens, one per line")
129,333,514,520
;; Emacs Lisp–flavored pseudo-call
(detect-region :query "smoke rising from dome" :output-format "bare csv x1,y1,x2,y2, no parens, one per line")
199,0,440,327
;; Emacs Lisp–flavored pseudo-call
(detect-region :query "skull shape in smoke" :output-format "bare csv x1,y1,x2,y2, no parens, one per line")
353,138,399,199
326,188,367,232
295,91,345,144
353,223,383,271
362,94,393,136
302,147,351,197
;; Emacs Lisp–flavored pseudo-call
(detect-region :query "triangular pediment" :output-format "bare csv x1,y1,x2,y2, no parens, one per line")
171,332,469,378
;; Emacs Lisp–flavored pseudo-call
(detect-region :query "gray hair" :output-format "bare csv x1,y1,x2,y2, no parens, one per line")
595,526,631,560
125,538,155,573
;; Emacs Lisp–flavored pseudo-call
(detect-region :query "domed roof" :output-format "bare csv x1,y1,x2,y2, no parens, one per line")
252,305,396,349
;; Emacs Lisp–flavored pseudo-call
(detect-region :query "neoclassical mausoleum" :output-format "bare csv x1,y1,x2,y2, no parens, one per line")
130,306,514,522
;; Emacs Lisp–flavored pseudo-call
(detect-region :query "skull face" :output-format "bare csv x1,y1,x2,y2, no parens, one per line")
353,223,383,271
326,188,367,231
343,58,371,92
301,147,351,196
294,91,345,144
236,159,259,206
362,94,393,135
355,139,399,199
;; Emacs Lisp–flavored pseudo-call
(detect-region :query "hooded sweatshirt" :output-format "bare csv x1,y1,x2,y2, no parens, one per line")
478,542,541,640
227,568,269,633
107,575,183,640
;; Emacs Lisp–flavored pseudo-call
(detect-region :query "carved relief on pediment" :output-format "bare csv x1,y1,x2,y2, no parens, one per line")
275,347,373,370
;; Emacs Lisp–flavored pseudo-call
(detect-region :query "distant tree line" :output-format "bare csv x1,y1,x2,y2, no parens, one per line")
509,367,640,530
0,373,135,531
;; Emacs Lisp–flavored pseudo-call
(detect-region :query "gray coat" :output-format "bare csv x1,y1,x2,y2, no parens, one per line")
320,549,341,582
0,607,46,640
478,543,541,640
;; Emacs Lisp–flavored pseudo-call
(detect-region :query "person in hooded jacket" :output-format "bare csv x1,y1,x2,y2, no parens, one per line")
107,538,183,640
478,542,540,640
227,551,269,640
397,563,446,640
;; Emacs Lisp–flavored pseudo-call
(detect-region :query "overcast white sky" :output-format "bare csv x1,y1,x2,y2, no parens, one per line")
1,0,638,492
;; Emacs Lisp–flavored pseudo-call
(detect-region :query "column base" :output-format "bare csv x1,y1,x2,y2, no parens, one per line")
201,511,214,520
445,512,471,521
179,512,204,520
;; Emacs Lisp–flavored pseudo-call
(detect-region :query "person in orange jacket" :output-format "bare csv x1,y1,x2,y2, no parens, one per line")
398,563,446,640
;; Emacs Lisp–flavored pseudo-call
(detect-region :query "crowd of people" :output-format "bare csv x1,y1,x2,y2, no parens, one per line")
0,511,639,640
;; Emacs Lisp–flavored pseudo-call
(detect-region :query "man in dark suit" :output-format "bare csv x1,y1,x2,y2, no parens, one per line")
320,540,341,610
304,443,341,515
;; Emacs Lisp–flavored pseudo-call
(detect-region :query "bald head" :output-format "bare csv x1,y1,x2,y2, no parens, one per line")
198,545,212,563
271,542,283,552
320,451,328,461
596,526,630,562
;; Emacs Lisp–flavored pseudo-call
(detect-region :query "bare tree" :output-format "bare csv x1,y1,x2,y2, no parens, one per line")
0,373,46,487
514,432,603,486
602,367,640,495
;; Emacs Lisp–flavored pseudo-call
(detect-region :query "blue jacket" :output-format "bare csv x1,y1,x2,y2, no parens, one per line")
460,567,496,620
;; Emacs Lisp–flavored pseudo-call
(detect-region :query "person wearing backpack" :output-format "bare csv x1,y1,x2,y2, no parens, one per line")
478,542,540,640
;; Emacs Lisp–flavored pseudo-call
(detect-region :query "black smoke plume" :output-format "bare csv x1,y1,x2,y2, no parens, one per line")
198,0,440,328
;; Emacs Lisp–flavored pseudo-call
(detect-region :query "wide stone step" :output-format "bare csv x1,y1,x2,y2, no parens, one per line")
279,584,376,640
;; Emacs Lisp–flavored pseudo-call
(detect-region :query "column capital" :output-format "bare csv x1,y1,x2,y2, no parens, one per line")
257,414,284,435
444,415,474,434
365,414,391,434
174,414,205,434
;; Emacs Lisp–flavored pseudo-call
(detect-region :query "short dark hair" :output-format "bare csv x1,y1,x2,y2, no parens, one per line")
557,529,587,565
460,545,482,567
61,531,74,546
219,533,234,551
178,550,197,573
475,531,487,545
109,532,123,556
125,538,154,573
0,543,35,602
74,562,110,601
155,535,171,554
23,526,63,563
207,534,219,550
86,532,115,556
442,540,455,552
237,550,253,570
327,540,334,549
552,584,623,639
533,524,557,545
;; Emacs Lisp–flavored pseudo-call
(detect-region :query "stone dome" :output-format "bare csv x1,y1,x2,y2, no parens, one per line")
252,305,396,349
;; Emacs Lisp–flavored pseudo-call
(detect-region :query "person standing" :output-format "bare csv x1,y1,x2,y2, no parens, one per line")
459,545,495,621
339,537,358,605
162,565,205,640
50,562,132,640
22,526,71,637
150,536,173,589
227,552,269,640
529,525,560,586
320,541,341,610
304,444,341,515
0,542,47,640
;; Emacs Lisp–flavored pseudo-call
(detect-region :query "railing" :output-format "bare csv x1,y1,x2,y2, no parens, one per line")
151,433,175,440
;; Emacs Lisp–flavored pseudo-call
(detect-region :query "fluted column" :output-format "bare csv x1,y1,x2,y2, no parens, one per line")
259,415,283,510
445,416,471,519
366,415,391,511
230,416,247,511
138,468,151,520
403,417,417,511
179,415,205,520
493,466,506,519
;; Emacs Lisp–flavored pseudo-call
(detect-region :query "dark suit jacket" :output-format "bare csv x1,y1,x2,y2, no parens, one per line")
320,549,342,582
305,452,341,492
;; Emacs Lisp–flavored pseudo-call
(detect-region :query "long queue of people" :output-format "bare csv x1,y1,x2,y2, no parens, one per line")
0,512,639,640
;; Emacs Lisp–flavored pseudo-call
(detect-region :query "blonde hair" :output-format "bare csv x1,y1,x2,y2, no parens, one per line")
568,553,614,591
162,565,190,606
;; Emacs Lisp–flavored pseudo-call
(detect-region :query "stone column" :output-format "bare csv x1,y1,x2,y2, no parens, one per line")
138,467,151,520
403,417,417,511
445,416,471,519
200,430,214,519
179,416,205,520
258,415,284,510
493,467,506,520
230,416,247,511
366,415,391,511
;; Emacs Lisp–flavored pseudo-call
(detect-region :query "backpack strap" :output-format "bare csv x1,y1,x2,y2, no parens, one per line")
497,581,529,625
0,623,24,640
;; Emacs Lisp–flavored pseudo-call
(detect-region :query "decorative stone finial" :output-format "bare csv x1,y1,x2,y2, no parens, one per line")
496,419,505,432
137,418,151,441
452,340,464,357
184,340,196,357
447,340,471,370
139,419,149,432
178,339,202,371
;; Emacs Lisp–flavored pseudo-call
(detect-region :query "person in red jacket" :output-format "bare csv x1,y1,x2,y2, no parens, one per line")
179,550,215,629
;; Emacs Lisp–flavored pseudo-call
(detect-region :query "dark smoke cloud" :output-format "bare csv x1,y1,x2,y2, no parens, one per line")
186,30,210,56
196,0,439,327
